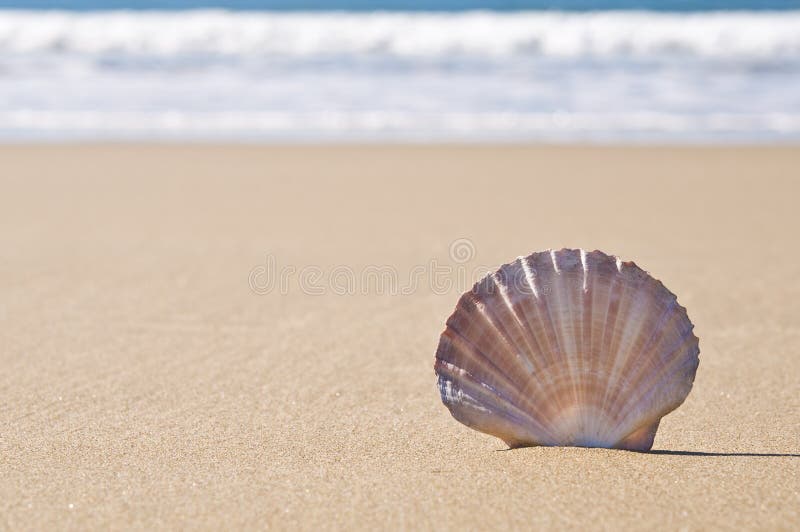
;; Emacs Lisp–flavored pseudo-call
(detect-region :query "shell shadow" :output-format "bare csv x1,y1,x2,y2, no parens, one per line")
495,447,800,457
640,449,800,457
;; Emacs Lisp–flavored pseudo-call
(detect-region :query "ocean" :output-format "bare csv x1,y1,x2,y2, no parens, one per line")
1,1,799,141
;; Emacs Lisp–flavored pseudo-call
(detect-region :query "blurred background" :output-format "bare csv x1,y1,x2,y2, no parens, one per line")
1,0,799,142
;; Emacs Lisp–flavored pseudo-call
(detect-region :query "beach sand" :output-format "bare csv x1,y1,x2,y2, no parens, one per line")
1,145,798,529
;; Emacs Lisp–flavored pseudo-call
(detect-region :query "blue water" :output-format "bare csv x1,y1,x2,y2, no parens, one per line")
1,0,798,10
1,3,799,141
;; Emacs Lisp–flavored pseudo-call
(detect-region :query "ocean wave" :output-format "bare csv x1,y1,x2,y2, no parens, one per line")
2,9,799,141
0,9,799,60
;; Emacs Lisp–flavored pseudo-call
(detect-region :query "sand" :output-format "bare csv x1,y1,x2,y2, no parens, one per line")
1,145,798,530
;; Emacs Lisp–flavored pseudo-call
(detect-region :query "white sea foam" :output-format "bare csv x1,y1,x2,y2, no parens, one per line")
0,9,798,60
0,9,799,141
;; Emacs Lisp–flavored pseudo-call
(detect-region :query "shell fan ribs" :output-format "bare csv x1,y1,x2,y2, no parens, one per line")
434,249,699,451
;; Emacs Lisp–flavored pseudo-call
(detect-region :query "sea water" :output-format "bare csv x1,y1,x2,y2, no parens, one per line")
1,1,798,141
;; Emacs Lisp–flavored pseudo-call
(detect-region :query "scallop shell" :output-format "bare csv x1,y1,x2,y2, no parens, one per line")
434,249,699,451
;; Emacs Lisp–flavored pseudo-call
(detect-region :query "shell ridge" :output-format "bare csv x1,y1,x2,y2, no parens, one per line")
580,249,589,293
611,354,697,447
436,360,557,443
611,344,698,444
613,329,699,435
489,272,544,377
512,257,582,424
467,292,549,388
489,269,565,422
517,256,572,417
549,249,561,273
528,253,577,429
439,327,530,409
473,297,536,375
548,250,584,437
595,267,624,440
567,250,592,437
452,294,538,388
578,251,594,438
495,264,550,372
518,256,540,300
438,326,557,432
598,264,651,423
602,279,668,421
543,250,602,442
437,360,526,421
602,295,684,420
436,361,518,418
584,251,617,440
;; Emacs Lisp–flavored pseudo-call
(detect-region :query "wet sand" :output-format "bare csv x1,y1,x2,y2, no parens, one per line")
1,145,798,529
